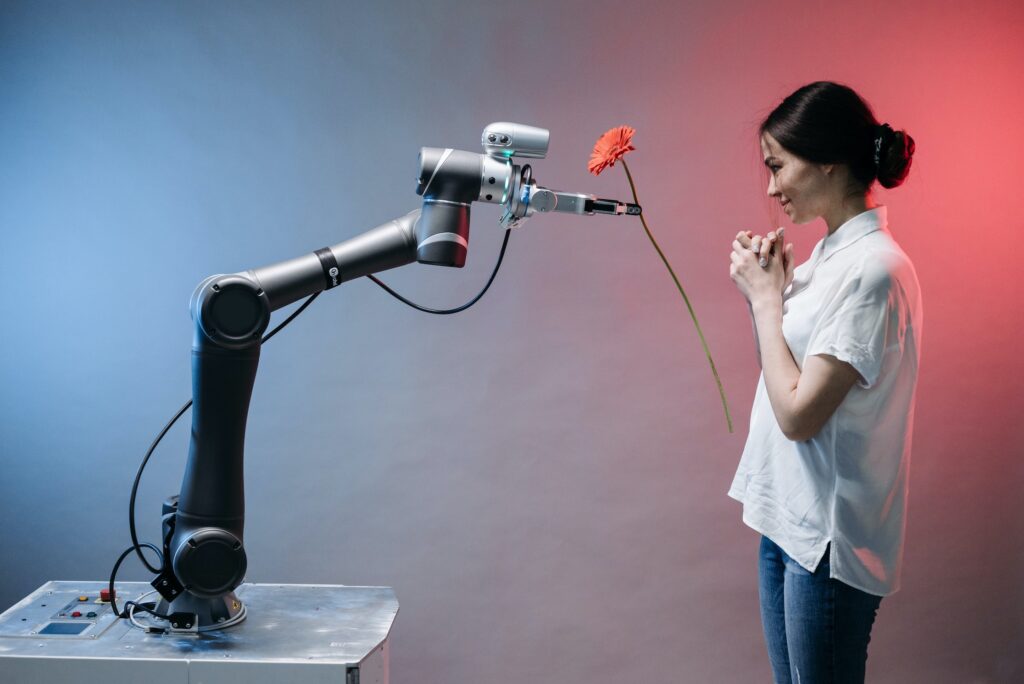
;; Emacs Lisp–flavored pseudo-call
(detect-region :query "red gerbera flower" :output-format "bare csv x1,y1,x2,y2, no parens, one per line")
588,125,636,175
587,124,733,432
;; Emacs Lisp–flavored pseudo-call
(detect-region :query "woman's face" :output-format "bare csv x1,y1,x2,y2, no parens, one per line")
760,132,831,224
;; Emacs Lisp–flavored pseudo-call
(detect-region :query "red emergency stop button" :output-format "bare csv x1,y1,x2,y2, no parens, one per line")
100,588,115,602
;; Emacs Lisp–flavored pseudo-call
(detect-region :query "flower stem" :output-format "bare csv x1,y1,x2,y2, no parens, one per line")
620,159,733,433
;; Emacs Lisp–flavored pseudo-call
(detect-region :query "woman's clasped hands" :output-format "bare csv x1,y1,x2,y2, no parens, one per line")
729,227,794,308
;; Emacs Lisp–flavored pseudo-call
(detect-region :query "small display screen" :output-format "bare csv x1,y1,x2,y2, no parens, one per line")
39,621,90,635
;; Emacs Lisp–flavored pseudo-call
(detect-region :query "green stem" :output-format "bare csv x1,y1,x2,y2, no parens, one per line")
621,159,733,433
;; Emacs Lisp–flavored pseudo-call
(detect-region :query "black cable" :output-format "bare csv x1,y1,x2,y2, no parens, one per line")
261,291,320,343
109,542,166,619
366,228,512,314
129,404,188,574
125,600,170,622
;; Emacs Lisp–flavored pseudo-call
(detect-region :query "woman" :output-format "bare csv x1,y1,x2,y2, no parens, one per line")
727,81,922,683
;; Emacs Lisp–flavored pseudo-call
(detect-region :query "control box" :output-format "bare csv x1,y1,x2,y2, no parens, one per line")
0,581,398,684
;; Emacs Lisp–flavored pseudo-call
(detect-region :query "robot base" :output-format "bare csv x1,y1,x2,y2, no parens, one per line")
156,590,246,631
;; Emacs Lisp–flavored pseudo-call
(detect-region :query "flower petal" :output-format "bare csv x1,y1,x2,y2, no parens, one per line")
589,125,636,175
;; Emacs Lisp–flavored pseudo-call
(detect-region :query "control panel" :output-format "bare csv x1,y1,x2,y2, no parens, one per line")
0,585,125,640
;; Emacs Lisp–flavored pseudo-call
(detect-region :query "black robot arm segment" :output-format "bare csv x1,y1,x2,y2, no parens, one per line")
245,209,421,313
164,210,422,606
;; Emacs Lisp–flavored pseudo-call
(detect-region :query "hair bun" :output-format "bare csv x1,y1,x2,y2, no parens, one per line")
877,125,915,189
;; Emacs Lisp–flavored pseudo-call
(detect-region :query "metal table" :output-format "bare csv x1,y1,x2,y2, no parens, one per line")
0,581,398,683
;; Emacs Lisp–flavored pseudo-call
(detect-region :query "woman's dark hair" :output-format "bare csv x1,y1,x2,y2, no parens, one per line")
760,81,915,190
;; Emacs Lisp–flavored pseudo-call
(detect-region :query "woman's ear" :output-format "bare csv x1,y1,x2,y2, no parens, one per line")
822,163,835,176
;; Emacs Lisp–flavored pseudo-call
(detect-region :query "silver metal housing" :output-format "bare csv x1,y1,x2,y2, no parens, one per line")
477,154,513,204
481,122,549,159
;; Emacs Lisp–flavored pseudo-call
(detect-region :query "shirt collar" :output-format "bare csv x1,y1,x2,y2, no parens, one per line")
821,205,888,261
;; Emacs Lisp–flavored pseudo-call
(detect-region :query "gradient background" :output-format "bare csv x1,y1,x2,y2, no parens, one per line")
2,1,1022,681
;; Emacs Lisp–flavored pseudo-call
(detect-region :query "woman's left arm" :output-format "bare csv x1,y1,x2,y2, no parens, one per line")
731,233,859,441
750,299,859,441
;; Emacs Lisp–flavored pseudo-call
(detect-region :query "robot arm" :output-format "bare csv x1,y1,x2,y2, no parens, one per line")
151,123,641,630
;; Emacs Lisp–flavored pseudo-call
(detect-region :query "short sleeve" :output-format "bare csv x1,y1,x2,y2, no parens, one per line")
806,258,897,389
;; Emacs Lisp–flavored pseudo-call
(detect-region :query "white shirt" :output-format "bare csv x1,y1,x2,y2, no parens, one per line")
728,206,923,596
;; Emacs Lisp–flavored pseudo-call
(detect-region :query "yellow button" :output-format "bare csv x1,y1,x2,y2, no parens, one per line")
78,596,88,602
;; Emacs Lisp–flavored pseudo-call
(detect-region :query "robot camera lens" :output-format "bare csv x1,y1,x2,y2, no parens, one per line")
488,134,497,142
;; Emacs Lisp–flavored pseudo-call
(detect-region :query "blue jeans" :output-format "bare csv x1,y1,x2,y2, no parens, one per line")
758,536,882,684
